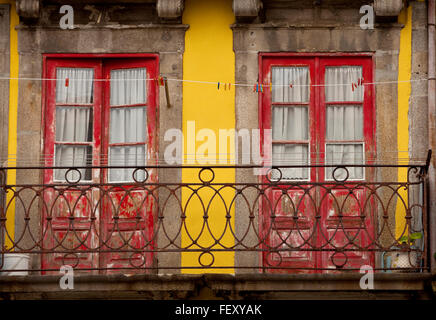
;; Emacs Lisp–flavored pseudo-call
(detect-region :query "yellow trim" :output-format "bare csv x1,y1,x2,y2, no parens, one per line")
181,0,235,273
0,0,19,249
396,5,412,239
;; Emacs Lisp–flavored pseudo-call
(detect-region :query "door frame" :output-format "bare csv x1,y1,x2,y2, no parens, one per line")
41,54,159,273
258,52,376,272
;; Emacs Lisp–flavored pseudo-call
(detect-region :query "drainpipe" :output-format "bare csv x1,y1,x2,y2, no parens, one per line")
428,0,436,274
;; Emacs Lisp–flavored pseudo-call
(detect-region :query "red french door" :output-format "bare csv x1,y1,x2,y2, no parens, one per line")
260,54,375,273
100,59,157,273
42,56,158,273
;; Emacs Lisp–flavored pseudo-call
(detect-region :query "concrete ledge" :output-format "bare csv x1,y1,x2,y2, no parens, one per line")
0,273,434,300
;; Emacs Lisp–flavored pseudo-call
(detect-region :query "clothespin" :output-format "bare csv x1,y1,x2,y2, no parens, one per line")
260,84,263,93
163,76,172,109
65,78,69,87
289,83,293,89
253,84,256,92
218,82,220,90
159,76,165,86
224,83,227,91
229,83,231,90
270,82,272,92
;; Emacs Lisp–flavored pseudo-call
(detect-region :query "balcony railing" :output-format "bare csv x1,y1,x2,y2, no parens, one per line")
0,159,431,275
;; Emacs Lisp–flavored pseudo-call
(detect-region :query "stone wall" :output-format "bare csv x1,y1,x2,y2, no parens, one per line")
0,4,9,165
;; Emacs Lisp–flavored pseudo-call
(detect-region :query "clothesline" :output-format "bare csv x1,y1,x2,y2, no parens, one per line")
0,76,429,88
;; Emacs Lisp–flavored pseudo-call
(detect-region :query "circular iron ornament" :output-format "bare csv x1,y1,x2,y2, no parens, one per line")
65,168,82,184
266,168,282,183
198,251,215,267
198,168,215,184
332,166,349,183
132,168,149,183
61,253,80,268
331,251,348,268
265,251,283,267
129,253,146,268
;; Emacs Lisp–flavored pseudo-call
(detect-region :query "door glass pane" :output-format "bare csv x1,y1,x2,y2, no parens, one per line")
325,66,363,102
326,144,364,180
55,145,92,181
56,107,93,142
273,106,308,140
110,68,147,106
56,68,94,104
109,146,146,182
326,105,363,140
272,144,309,180
109,107,147,143
272,67,310,103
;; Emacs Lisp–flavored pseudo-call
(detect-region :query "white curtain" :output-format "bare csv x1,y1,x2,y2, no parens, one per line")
56,107,92,142
272,67,310,103
55,146,92,181
109,68,147,182
325,66,363,102
110,68,147,106
272,106,309,180
55,68,94,181
272,106,308,141
56,68,94,104
326,144,364,180
325,65,365,180
110,107,147,143
272,145,309,180
271,67,310,180
326,105,363,140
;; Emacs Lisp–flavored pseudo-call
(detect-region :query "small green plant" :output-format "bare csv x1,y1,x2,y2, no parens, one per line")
399,232,423,244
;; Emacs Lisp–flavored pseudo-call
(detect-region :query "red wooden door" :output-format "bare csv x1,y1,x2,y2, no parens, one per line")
100,59,157,273
260,57,318,272
317,57,375,271
42,56,158,274
260,54,375,273
42,59,103,273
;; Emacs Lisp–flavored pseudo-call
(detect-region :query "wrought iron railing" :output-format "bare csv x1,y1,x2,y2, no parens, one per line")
0,160,431,274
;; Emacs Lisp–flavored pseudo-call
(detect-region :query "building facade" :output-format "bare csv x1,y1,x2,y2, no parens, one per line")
0,0,435,299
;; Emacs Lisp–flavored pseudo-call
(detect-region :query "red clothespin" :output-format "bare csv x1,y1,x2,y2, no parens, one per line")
65,78,69,87
160,76,165,86
289,83,293,89
253,84,256,92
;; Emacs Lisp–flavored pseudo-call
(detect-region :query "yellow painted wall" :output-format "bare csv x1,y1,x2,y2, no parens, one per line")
396,5,412,239
0,0,19,249
181,0,235,273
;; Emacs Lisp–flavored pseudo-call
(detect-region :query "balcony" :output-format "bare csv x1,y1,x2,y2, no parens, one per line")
0,160,434,299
